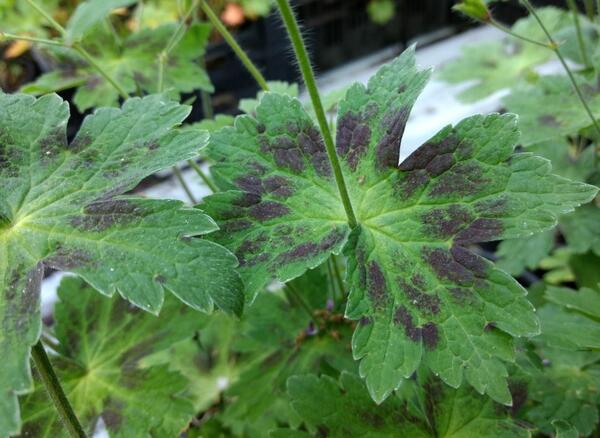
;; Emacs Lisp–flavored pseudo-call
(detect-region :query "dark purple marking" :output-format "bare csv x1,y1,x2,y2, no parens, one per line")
232,192,261,207
450,246,487,277
423,248,474,286
248,201,290,221
393,305,421,341
154,275,166,284
376,108,410,170
45,247,95,270
454,218,504,244
421,322,439,349
256,122,266,134
359,316,372,326
425,153,454,177
399,135,459,171
394,170,428,200
264,175,294,197
336,112,371,171
273,148,305,173
274,228,345,265
367,261,388,309
421,205,474,240
235,175,264,194
448,287,471,304
429,162,489,197
221,219,252,232
70,199,144,232
398,278,440,315
356,248,367,290
474,197,508,216
538,115,560,127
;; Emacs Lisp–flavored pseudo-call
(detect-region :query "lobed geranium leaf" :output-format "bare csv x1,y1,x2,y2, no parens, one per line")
239,81,299,116
22,23,213,112
203,47,598,405
525,342,600,435
438,7,572,103
545,285,600,319
496,231,554,276
503,73,600,146
277,371,529,437
0,92,242,436
65,0,137,41
560,204,600,256
19,277,203,437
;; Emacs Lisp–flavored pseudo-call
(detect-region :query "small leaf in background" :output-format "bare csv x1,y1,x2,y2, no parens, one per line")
22,23,213,112
496,230,554,276
367,0,396,26
274,371,529,437
0,92,242,436
65,0,137,41
453,0,491,22
553,420,579,438
19,277,205,436
203,46,598,405
438,7,572,103
503,74,600,146
238,81,299,115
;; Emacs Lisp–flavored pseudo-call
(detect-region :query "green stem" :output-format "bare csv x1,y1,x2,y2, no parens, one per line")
584,0,595,19
331,255,345,298
24,0,129,101
200,0,269,91
25,0,66,36
489,19,550,48
284,283,316,325
200,58,214,119
275,0,358,229
0,32,64,46
566,0,591,69
326,258,337,305
72,45,129,99
188,159,218,193
31,341,86,438
172,166,197,203
521,0,600,163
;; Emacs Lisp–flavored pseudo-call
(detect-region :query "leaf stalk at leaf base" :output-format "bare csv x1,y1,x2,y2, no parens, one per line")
172,166,197,203
0,32,64,47
275,0,358,228
521,0,600,164
31,341,87,438
200,0,270,92
24,0,66,36
188,159,218,193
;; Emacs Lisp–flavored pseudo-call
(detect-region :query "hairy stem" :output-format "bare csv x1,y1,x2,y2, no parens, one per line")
521,0,600,162
275,0,358,228
566,0,591,69
31,341,86,438
200,0,269,91
188,159,218,193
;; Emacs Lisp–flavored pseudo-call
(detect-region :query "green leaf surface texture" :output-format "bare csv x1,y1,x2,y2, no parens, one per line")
438,7,572,103
22,23,213,112
18,277,203,437
277,371,529,437
0,92,242,435
202,47,598,405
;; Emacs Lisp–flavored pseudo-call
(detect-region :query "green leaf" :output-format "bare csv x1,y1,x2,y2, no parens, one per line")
538,304,600,351
453,0,490,22
525,346,600,436
221,290,355,436
560,204,600,256
0,0,63,37
203,47,598,405
281,372,529,437
239,81,299,115
22,23,213,112
19,277,202,437
367,0,396,25
546,285,600,319
503,73,600,146
65,0,137,41
438,7,571,103
553,421,579,438
569,252,600,290
496,230,554,276
0,93,242,436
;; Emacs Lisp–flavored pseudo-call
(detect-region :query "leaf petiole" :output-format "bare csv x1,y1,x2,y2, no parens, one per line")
275,0,358,229
31,341,86,438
